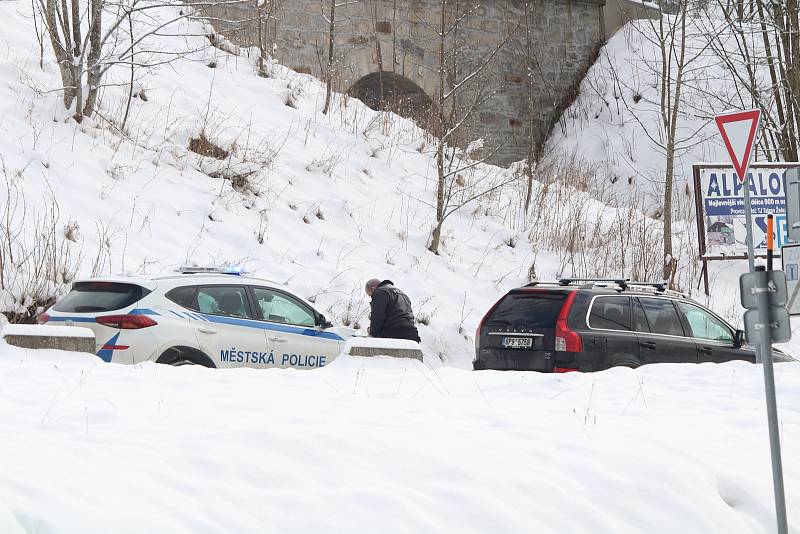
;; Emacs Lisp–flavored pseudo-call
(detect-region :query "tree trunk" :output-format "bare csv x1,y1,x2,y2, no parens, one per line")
430,140,446,255
428,0,447,255
662,5,686,285
429,221,443,255
524,165,534,216
69,0,84,121
523,2,535,218
257,3,267,77
662,145,675,280
373,2,384,107
322,0,336,115
122,11,134,131
787,0,800,157
80,0,103,120
44,0,77,108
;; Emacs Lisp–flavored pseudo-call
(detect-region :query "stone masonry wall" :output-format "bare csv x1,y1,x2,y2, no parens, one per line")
192,0,605,166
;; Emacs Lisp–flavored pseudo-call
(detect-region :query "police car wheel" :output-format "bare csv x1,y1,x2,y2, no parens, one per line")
157,346,216,368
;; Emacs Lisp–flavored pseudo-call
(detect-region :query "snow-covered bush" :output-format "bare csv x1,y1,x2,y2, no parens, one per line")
0,174,80,323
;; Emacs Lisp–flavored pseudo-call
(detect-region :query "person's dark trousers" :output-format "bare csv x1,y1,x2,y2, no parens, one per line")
380,326,421,343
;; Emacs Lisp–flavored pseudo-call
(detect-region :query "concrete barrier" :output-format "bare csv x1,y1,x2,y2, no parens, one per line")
345,337,424,362
2,324,95,354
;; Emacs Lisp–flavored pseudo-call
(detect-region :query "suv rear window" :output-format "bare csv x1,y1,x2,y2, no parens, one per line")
485,291,567,329
53,282,148,313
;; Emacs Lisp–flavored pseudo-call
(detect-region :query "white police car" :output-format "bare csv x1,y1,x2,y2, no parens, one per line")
40,267,355,369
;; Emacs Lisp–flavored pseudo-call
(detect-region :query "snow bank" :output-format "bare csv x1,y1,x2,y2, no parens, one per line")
0,343,798,533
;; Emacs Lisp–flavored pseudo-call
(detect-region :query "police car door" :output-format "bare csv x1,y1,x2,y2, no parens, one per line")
250,286,342,369
192,285,269,368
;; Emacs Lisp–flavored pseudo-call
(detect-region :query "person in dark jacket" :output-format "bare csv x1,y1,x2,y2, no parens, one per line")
365,279,421,342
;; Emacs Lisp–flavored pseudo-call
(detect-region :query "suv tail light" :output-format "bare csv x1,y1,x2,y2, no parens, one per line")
37,313,50,324
96,314,158,329
554,291,582,352
475,295,507,354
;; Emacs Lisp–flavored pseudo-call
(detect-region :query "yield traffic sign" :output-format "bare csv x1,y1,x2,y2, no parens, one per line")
715,109,761,182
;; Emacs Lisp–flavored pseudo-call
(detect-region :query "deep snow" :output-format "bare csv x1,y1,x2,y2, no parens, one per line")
0,3,798,533
0,342,799,534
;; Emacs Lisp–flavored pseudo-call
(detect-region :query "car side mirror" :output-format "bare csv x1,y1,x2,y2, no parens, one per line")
316,314,333,329
734,329,745,347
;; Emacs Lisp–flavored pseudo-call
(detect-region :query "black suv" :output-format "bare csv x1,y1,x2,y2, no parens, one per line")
474,278,789,372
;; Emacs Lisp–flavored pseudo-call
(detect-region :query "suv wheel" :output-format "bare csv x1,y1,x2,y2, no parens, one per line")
605,356,640,370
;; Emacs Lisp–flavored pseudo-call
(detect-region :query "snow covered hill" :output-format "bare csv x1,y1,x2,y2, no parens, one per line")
0,2,550,368
549,17,733,209
547,15,800,356
0,0,700,368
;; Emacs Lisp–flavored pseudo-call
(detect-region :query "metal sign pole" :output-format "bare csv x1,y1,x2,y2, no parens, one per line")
743,178,761,365
723,109,789,534
752,270,789,534
743,179,756,273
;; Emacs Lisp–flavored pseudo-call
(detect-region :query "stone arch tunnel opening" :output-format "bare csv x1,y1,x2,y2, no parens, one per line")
348,72,434,125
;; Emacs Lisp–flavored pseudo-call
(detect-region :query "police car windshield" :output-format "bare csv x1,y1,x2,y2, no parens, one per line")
53,282,148,313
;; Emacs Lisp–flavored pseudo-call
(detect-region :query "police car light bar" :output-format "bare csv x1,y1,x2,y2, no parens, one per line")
177,265,247,276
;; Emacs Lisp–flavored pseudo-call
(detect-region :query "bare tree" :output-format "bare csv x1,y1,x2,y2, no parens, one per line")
425,0,519,254
656,2,690,283
372,1,385,106
610,1,706,285
35,0,208,123
38,0,103,121
696,0,800,162
256,0,279,78
515,0,553,217
321,0,354,114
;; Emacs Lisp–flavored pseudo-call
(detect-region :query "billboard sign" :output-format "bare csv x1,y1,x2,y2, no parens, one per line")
698,165,791,256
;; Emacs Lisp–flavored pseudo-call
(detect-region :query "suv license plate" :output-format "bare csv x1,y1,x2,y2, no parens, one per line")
503,337,532,349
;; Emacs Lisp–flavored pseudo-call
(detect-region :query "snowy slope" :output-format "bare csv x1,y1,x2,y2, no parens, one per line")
1,342,799,533
547,16,800,351
548,17,733,209
0,2,555,368
0,2,793,357
0,1,702,368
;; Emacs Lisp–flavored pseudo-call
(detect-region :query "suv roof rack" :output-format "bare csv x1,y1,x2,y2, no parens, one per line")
627,282,666,291
554,278,690,298
626,284,689,299
558,278,630,288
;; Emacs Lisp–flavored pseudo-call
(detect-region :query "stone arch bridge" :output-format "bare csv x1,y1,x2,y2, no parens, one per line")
194,0,638,166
